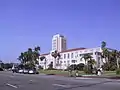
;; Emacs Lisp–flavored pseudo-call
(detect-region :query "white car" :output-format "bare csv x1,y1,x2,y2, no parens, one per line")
23,69,29,74
29,70,34,74
28,69,39,74
18,69,23,73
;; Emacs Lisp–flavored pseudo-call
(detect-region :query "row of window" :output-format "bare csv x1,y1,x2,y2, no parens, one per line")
60,59,80,64
62,52,93,59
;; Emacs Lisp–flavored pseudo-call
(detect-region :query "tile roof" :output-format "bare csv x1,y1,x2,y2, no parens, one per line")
60,48,86,53
41,47,86,55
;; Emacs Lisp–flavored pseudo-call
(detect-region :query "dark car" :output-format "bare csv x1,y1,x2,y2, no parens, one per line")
0,68,4,71
12,68,19,73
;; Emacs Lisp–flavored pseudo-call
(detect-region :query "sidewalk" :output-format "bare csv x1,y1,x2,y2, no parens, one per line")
45,73,120,79
80,75,120,79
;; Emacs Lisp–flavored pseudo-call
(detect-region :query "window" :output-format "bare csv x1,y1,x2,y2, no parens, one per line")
64,64,66,66
90,49,93,52
67,60,70,64
75,52,78,58
85,53,93,55
67,53,70,59
71,60,76,63
64,61,66,63
80,58,83,61
64,54,66,59
79,54,82,57
84,50,87,52
95,52,101,55
60,54,63,59
60,61,62,63
71,53,73,58
88,53,93,55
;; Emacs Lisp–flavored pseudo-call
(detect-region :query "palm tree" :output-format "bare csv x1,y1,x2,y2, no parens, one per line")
0,60,2,68
82,54,92,65
112,50,120,69
18,52,25,64
101,41,110,63
101,41,106,49
117,51,120,69
51,50,60,68
82,54,94,74
33,46,40,67
34,46,40,54
40,56,47,69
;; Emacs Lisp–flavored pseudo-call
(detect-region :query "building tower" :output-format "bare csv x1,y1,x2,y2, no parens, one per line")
52,34,67,52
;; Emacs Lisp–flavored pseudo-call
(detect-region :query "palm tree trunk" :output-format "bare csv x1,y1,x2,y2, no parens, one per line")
117,58,119,69
45,58,47,69
54,58,56,69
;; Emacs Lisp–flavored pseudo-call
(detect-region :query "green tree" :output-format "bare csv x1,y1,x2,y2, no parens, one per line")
111,50,120,69
101,41,110,63
0,60,3,68
101,41,120,71
18,46,40,69
82,54,92,65
101,41,106,49
33,46,40,64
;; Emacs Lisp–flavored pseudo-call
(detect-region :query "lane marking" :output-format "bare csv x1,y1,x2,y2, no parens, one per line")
76,77,93,79
6,83,18,88
53,84,70,88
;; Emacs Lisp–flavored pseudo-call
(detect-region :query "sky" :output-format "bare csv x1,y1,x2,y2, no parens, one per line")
0,0,120,63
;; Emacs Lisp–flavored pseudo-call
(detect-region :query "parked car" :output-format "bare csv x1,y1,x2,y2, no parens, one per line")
28,69,39,74
18,69,24,73
0,68,4,71
23,69,29,74
12,68,19,73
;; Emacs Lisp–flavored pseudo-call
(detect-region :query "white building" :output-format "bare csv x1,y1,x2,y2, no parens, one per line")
39,47,104,70
52,34,67,52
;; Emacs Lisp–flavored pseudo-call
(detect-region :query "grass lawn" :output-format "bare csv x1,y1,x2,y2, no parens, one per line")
104,71,116,76
103,71,120,76
39,70,68,75
39,69,120,76
39,70,85,76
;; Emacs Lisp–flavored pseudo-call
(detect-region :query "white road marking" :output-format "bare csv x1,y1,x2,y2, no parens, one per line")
6,83,18,88
53,84,70,88
76,77,93,79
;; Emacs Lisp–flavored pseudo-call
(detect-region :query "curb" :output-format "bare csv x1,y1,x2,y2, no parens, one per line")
80,76,120,79
45,74,120,79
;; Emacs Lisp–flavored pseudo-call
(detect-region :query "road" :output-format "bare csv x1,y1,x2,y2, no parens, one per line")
0,71,120,90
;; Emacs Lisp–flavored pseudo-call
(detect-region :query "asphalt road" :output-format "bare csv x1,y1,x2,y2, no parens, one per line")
0,71,120,90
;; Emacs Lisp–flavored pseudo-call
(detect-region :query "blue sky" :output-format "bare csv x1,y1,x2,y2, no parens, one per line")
0,0,120,62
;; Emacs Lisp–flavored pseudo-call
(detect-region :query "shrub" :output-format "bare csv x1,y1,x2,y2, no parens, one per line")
84,66,89,74
83,65,93,74
116,68,120,75
67,63,84,71
38,65,43,70
67,64,77,70
76,63,84,71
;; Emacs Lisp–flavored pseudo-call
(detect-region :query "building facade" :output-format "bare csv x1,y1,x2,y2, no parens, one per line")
39,47,104,70
52,34,67,52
